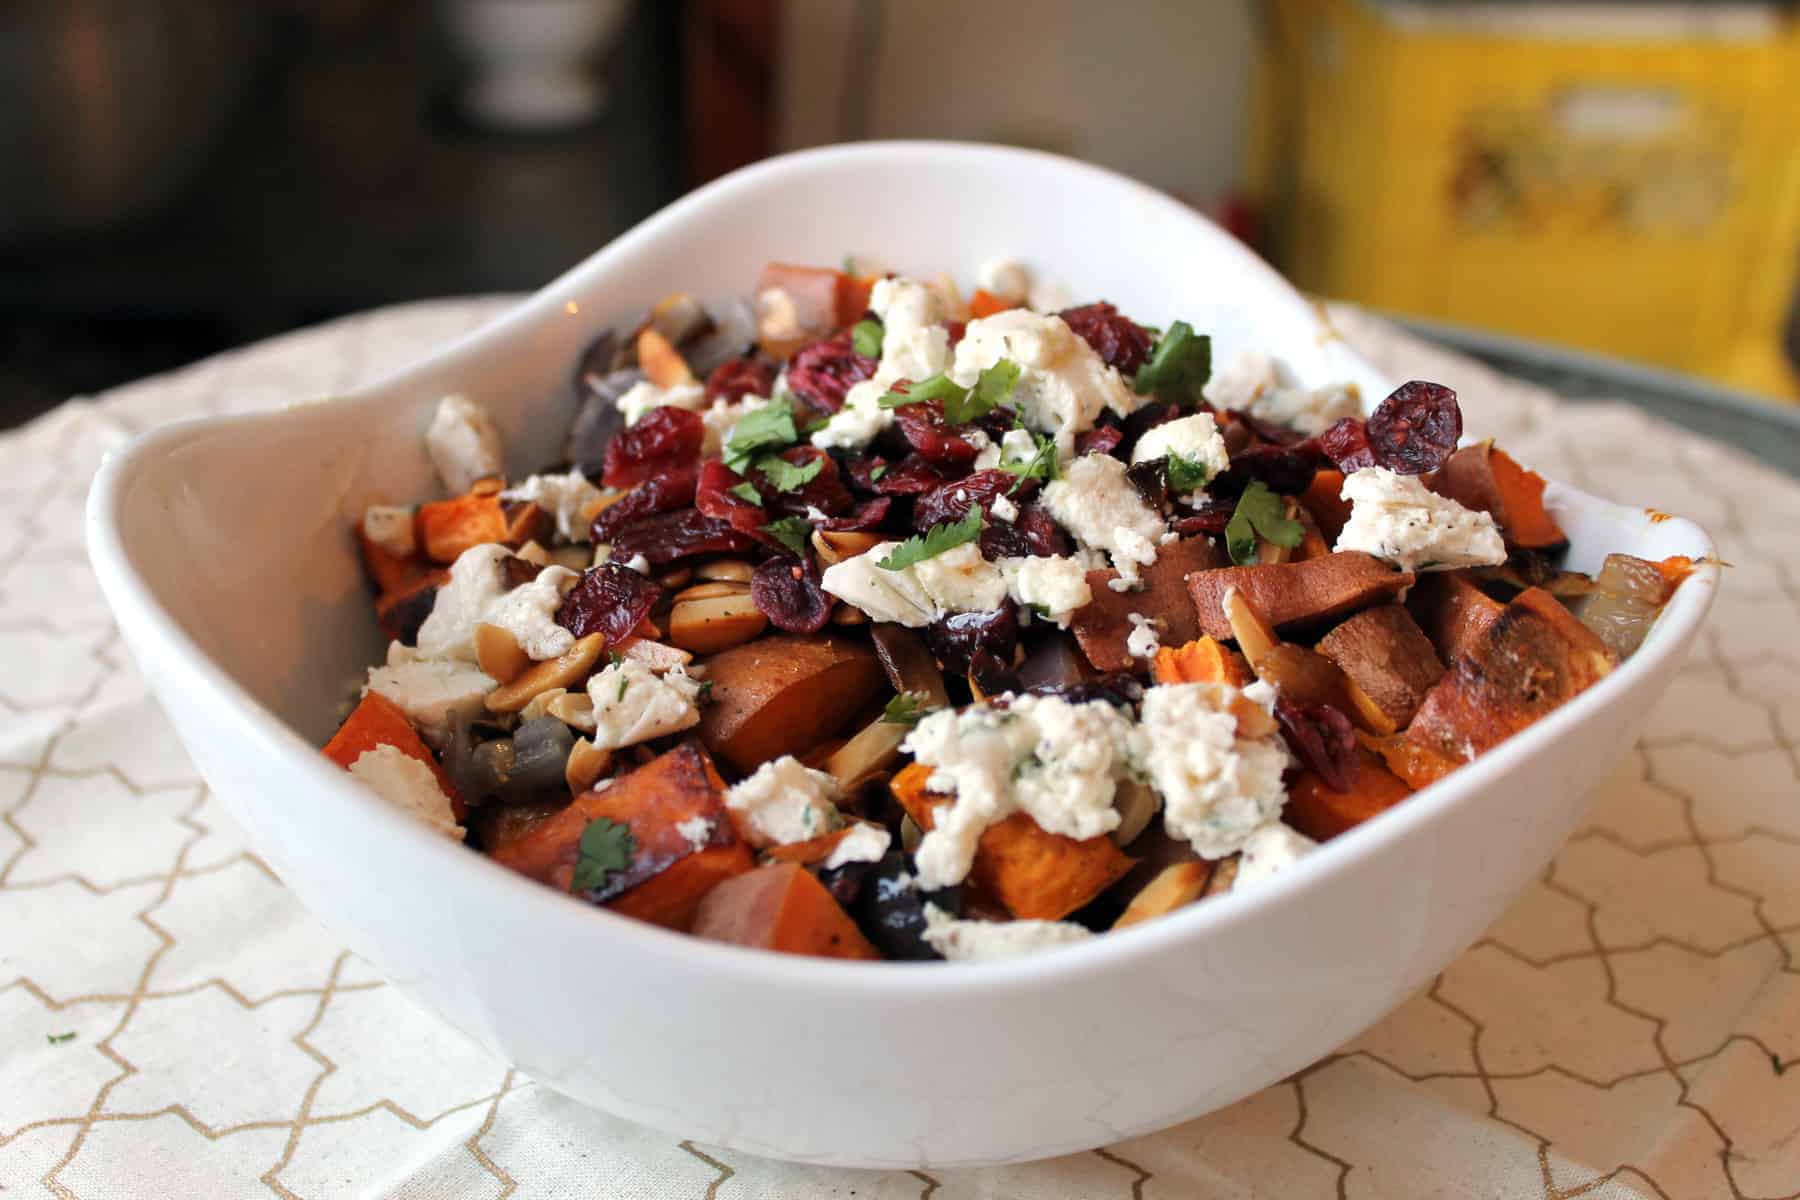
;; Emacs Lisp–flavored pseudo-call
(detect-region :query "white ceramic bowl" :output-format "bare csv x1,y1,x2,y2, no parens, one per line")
87,142,1717,1169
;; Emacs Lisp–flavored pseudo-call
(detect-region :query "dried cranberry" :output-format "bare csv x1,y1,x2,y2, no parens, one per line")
1366,381,1461,475
1075,423,1124,458
1274,697,1360,793
1319,418,1378,473
912,470,1035,532
969,651,1022,699
785,331,877,416
694,459,773,538
1013,504,1070,557
601,406,704,489
944,320,967,347
555,562,663,643
750,557,834,633
1126,458,1169,507
849,453,945,496
1207,444,1320,499
762,446,853,520
704,357,776,405
815,497,892,531
1028,672,1143,708
590,462,699,542
927,604,1020,676
1058,302,1154,375
894,399,982,469
1171,501,1235,536
609,509,758,566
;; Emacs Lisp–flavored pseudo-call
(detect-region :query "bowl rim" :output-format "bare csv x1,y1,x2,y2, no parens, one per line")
86,139,1721,995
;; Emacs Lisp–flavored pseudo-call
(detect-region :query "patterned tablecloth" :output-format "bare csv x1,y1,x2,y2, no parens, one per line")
3,298,1797,1200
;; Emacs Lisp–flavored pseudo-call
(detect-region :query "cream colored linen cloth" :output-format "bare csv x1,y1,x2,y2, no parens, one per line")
2,298,1795,1199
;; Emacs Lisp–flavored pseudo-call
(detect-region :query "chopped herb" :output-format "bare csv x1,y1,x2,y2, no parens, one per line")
878,372,964,411
1133,320,1212,406
999,432,1059,493
728,481,764,505
951,359,1020,425
1165,452,1212,495
617,673,630,702
852,318,885,359
607,650,624,668
878,508,984,571
761,516,813,557
842,255,858,275
570,817,636,893
47,1032,76,1046
869,463,888,482
801,414,834,435
882,691,939,726
756,454,824,492
695,678,715,702
1224,481,1305,566
723,394,797,472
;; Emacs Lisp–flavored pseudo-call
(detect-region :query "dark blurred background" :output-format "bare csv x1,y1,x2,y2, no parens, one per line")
5,0,1798,429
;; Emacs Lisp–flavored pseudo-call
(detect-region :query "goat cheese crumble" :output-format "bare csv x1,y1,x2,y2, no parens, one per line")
425,395,504,494
361,505,416,558
1201,351,1360,436
501,469,601,544
615,378,707,428
1126,612,1163,660
950,309,1139,456
675,815,715,852
1041,453,1166,588
581,659,704,750
999,555,1092,627
922,904,1093,961
976,257,1032,305
822,822,893,870
362,660,497,749
479,565,580,661
1336,467,1507,573
1138,682,1292,859
812,278,952,451
349,745,462,837
1235,822,1319,890
725,755,845,846
1130,412,1230,492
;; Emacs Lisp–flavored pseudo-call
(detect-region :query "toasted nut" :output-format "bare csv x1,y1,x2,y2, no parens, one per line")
519,687,568,722
1201,853,1240,897
542,545,586,573
564,737,612,794
470,475,504,497
1113,861,1212,929
823,718,907,791
622,639,693,670
900,814,923,854
830,603,867,626
474,622,531,685
1111,780,1159,847
655,566,693,590
674,579,750,604
695,559,754,583
814,530,883,565
1227,693,1280,740
1224,587,1278,668
581,491,623,528
486,632,606,713
592,543,613,568
547,691,596,730
668,592,768,655
515,540,552,566
637,327,694,387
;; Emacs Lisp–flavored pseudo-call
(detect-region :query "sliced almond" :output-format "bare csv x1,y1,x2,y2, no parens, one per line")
655,566,693,590
1224,586,1278,669
564,737,612,794
1113,861,1213,929
470,475,504,497
486,632,606,713
695,559,754,583
548,544,591,573
519,687,568,723
830,604,867,626
823,718,907,791
813,529,883,566
621,638,693,671
1226,693,1280,740
547,690,597,731
515,540,552,566
674,579,751,604
668,592,768,655
1201,853,1240,897
474,622,531,685
1111,780,1160,847
637,327,694,387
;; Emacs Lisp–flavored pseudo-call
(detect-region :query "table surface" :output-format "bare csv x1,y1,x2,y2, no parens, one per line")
3,298,1798,1199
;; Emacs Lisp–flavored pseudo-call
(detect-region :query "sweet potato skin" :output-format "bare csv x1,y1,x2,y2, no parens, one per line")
1071,536,1223,671
1407,571,1505,665
1300,468,1353,544
1187,552,1413,641
323,691,467,821
696,634,885,773
693,864,880,959
1316,605,1445,727
1285,747,1413,840
1432,441,1566,551
891,763,1134,921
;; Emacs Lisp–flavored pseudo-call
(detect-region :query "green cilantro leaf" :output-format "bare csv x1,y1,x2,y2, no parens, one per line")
877,372,965,411
1224,481,1305,566
852,318,884,359
47,1032,76,1046
570,817,636,893
723,394,797,472
607,650,624,668
999,431,1059,494
801,414,833,435
869,463,888,482
947,359,1020,425
882,691,940,726
617,672,629,702
756,454,824,492
728,481,764,505
878,508,984,571
1164,452,1213,495
1133,320,1212,406
761,516,813,557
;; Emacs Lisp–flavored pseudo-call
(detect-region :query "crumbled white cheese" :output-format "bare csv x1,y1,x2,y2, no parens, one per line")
813,278,953,451
415,544,511,661
501,469,601,543
1200,351,1360,436
1000,554,1092,627
950,309,1139,456
1336,467,1506,573
1201,351,1282,413
1139,682,1292,859
973,426,1039,471
582,659,704,750
904,695,1136,889
386,640,428,667
361,505,416,558
1235,822,1318,890
725,755,846,847
819,540,1008,628
615,379,707,428
922,904,1092,961
822,822,892,870
1026,278,1072,314
1130,412,1231,494
976,257,1032,305
348,745,462,837
988,493,1018,523
362,660,497,749
701,394,769,457
911,541,1009,613
425,395,504,494
675,815,715,852
1126,612,1163,660
482,565,579,660
1041,453,1166,587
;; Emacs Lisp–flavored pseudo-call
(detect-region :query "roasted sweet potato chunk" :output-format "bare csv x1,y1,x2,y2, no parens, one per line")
1285,747,1413,840
417,494,547,564
891,763,1134,921
1299,468,1354,545
1431,441,1566,551
1407,571,1506,664
1316,605,1446,728
1072,536,1222,671
693,863,880,959
696,634,885,773
1151,636,1252,686
323,691,467,821
1188,552,1413,642
1399,587,1614,787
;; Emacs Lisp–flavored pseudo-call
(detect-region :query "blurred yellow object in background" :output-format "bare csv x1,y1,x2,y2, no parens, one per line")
1248,0,1800,400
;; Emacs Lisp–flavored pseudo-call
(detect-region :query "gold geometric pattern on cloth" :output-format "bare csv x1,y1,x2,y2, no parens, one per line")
1,297,1796,1198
